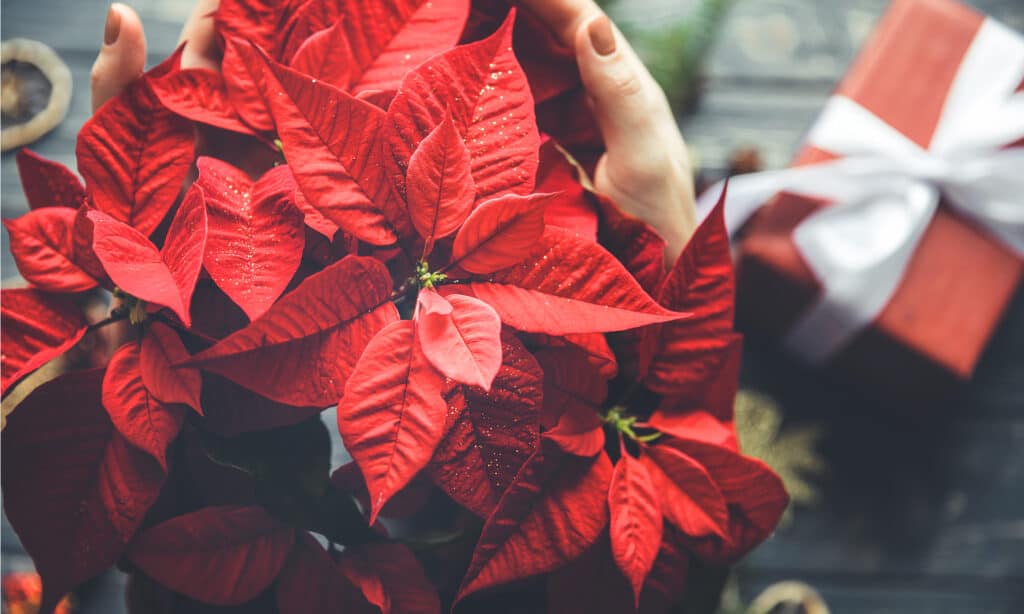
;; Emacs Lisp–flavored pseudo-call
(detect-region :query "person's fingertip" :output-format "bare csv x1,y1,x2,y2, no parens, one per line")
104,4,124,46
586,15,616,57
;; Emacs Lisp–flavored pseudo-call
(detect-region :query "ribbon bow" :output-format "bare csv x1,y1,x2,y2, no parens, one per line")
699,18,1024,364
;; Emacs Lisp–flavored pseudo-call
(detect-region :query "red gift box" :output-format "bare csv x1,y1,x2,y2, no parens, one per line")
732,0,1024,406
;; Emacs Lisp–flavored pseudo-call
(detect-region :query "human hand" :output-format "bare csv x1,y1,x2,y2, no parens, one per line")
518,0,697,266
89,1,696,264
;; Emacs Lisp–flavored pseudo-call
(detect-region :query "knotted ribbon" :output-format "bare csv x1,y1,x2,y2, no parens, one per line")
698,17,1024,364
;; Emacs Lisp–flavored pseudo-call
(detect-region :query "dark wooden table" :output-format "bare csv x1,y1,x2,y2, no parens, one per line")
3,1,1022,612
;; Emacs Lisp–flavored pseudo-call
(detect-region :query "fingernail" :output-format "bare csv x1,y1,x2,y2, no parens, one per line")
104,4,122,45
588,15,616,56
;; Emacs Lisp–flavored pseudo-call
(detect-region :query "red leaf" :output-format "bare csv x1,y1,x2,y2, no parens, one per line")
214,0,288,53
339,542,441,614
276,533,376,614
535,347,606,457
254,46,402,244
2,369,164,612
222,38,275,133
15,149,86,210
103,342,186,470
339,319,447,523
0,289,87,394
76,74,194,236
5,208,98,292
658,435,788,563
186,256,398,407
462,228,686,334
150,63,255,135
609,451,664,605
456,445,613,601
333,0,470,94
596,196,667,297
641,444,730,540
289,17,356,88
648,409,738,451
196,158,306,321
88,186,207,327
275,0,345,63
428,332,542,516
140,322,202,414
406,112,474,252
639,524,691,612
127,506,296,606
642,193,735,395
536,140,597,241
451,192,552,274
385,11,539,206
527,331,619,379
417,289,501,390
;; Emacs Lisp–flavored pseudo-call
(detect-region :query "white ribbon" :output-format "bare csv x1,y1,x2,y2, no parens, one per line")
697,18,1024,364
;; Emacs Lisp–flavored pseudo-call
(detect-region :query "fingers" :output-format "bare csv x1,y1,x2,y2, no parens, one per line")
178,0,221,70
91,3,146,112
574,15,684,172
515,0,602,47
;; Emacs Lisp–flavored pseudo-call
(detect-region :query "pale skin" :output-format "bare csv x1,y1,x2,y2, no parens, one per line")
91,0,697,266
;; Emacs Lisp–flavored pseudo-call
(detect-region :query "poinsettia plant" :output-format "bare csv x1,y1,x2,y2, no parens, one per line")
1,1,787,613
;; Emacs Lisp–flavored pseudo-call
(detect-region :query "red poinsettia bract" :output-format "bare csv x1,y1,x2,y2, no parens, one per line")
1,1,786,612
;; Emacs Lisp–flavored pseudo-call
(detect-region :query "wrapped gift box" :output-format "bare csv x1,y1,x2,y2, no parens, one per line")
734,0,1024,407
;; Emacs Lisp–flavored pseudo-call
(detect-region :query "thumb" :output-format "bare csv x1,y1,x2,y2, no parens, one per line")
573,15,681,164
91,3,147,112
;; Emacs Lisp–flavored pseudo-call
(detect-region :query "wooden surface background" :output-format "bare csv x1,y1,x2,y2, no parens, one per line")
2,0,1023,612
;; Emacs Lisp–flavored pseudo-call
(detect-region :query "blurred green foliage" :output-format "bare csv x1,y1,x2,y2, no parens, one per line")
601,0,735,111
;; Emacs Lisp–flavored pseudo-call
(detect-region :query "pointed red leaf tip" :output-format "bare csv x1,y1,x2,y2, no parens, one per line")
339,542,442,614
1,289,87,394
127,506,296,606
428,331,542,516
1,369,164,613
15,149,86,209
463,227,687,335
339,319,447,524
596,193,667,296
333,0,471,94
140,322,202,414
451,191,553,273
417,288,502,390
196,158,306,321
4,208,98,292
185,256,398,407
88,186,207,327
250,44,403,244
609,449,664,605
656,434,787,564
642,189,736,395
406,111,474,254
275,533,378,614
76,69,194,237
386,10,540,206
222,37,275,132
290,16,355,88
103,342,185,471
641,444,730,540
148,51,255,135
456,446,613,602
